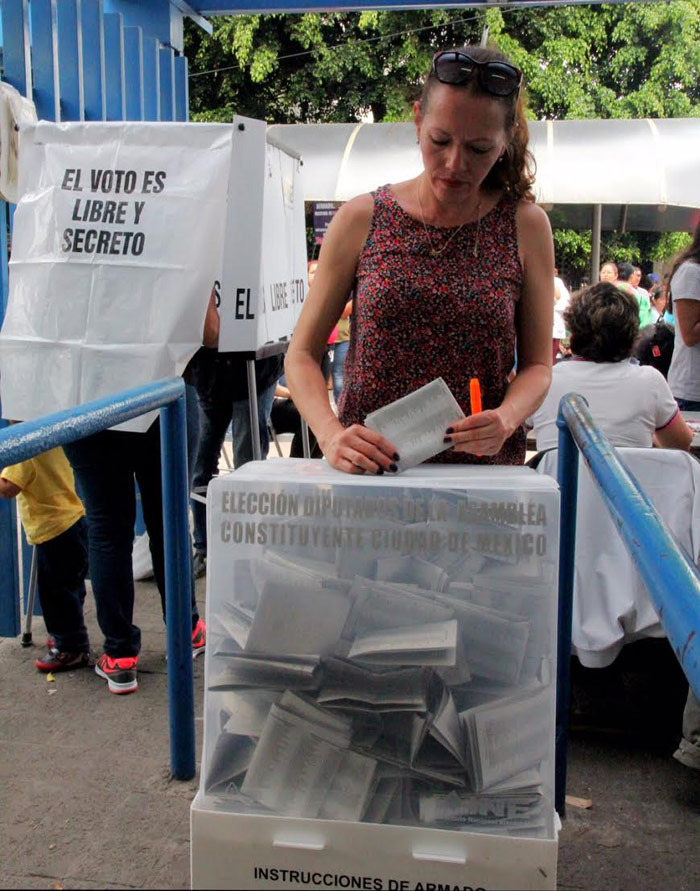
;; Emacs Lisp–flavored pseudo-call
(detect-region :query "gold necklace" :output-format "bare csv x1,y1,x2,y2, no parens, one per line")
416,183,481,258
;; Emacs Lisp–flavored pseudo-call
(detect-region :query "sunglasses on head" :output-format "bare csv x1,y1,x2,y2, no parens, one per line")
432,51,522,98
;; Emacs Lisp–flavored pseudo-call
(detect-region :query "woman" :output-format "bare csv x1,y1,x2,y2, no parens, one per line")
552,268,571,362
599,261,618,283
528,282,692,452
667,220,700,411
286,46,554,473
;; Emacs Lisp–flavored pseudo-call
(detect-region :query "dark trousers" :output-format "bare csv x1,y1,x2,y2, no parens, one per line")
676,398,700,412
191,382,276,557
36,516,89,653
270,398,321,459
65,419,199,658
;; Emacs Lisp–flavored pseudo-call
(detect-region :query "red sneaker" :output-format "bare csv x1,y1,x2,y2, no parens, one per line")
35,647,89,673
94,653,138,694
191,619,206,659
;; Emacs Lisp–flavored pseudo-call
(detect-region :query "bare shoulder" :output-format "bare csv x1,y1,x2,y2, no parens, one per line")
323,192,374,258
332,192,374,230
515,199,554,272
515,199,552,235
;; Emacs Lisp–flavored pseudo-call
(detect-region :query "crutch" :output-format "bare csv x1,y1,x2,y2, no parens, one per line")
20,546,38,647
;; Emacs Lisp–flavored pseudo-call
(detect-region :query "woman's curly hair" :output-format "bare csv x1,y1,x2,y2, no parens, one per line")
564,282,640,362
419,45,536,201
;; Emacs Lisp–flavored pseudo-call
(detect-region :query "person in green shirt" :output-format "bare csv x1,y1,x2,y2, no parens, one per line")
616,262,654,328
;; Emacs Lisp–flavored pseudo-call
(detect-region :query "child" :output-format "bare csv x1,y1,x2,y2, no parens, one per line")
0,445,90,672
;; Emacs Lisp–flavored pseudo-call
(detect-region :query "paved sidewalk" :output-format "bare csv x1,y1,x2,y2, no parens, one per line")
0,577,205,890
1,574,698,890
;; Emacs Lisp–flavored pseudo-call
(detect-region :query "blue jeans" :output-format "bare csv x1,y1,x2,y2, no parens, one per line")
191,382,276,556
332,339,350,404
37,516,89,653
676,398,700,412
65,415,199,658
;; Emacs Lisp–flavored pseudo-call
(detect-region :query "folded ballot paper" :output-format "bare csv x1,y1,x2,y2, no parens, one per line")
364,377,465,471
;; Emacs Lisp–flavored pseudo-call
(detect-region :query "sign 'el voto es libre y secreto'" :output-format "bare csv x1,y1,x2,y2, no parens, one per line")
0,121,233,431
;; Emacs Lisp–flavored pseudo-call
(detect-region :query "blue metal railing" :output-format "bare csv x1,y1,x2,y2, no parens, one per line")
0,378,195,780
554,392,700,814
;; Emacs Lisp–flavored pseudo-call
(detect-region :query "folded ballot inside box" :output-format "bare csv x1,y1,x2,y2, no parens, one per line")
200,461,559,850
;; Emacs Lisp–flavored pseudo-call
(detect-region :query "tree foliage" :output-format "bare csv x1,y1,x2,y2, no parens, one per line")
185,3,700,280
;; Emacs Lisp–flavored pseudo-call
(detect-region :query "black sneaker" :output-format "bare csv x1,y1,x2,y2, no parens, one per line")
35,647,89,673
192,552,207,579
95,653,138,695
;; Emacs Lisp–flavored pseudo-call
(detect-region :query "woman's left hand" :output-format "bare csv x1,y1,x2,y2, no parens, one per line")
443,409,515,457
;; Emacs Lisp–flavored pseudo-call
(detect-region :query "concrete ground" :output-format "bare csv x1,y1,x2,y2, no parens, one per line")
1,444,698,889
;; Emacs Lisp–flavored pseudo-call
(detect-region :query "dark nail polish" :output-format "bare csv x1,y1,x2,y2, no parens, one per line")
445,427,454,434
376,468,384,475
443,436,452,444
389,463,398,473
393,452,400,461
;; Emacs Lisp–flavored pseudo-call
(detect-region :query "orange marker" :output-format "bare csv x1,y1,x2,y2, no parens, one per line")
470,378,483,457
469,378,482,415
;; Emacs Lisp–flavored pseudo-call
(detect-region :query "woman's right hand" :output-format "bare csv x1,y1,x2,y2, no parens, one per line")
321,421,399,475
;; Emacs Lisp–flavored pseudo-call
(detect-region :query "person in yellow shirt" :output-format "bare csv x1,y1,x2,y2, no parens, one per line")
0,446,89,674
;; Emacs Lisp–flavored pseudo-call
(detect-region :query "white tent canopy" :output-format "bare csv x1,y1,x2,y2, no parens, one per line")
269,117,700,234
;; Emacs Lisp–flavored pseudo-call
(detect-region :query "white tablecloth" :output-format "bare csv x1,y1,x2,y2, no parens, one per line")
537,448,700,667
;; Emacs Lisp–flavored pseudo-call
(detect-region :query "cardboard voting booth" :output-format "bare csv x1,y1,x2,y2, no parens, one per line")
218,116,308,355
0,118,306,436
192,461,560,890
0,121,233,431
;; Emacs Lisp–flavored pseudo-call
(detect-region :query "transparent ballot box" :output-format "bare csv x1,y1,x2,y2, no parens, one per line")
192,461,560,890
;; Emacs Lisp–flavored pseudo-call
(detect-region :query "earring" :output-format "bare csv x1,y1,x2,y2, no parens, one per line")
498,154,505,163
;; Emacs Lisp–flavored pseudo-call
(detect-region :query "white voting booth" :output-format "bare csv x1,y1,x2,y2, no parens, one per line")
191,461,560,890
0,117,306,443
0,121,233,430
218,116,308,460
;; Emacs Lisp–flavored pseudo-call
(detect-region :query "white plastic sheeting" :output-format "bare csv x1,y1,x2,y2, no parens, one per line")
269,117,700,232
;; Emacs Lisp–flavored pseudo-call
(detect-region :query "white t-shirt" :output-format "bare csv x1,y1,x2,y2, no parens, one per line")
552,277,570,339
528,359,679,451
668,261,700,401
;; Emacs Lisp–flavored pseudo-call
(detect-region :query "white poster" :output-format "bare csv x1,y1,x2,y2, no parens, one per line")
218,117,307,353
0,121,233,431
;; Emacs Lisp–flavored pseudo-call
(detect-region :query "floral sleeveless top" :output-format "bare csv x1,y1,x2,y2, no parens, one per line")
338,185,525,465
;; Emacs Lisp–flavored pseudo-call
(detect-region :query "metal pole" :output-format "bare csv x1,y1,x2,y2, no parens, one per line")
301,418,311,459
160,390,195,781
247,359,262,462
590,204,602,284
0,377,186,468
554,396,582,817
21,546,38,647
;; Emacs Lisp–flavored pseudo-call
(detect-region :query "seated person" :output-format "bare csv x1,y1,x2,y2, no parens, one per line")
528,282,692,452
270,380,322,459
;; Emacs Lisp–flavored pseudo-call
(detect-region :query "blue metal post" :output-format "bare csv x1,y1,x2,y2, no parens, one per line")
174,55,188,122
142,35,161,121
123,26,145,120
555,399,582,817
1,0,32,95
158,46,175,121
81,0,106,120
56,0,85,121
160,393,196,780
29,0,61,121
104,13,127,120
